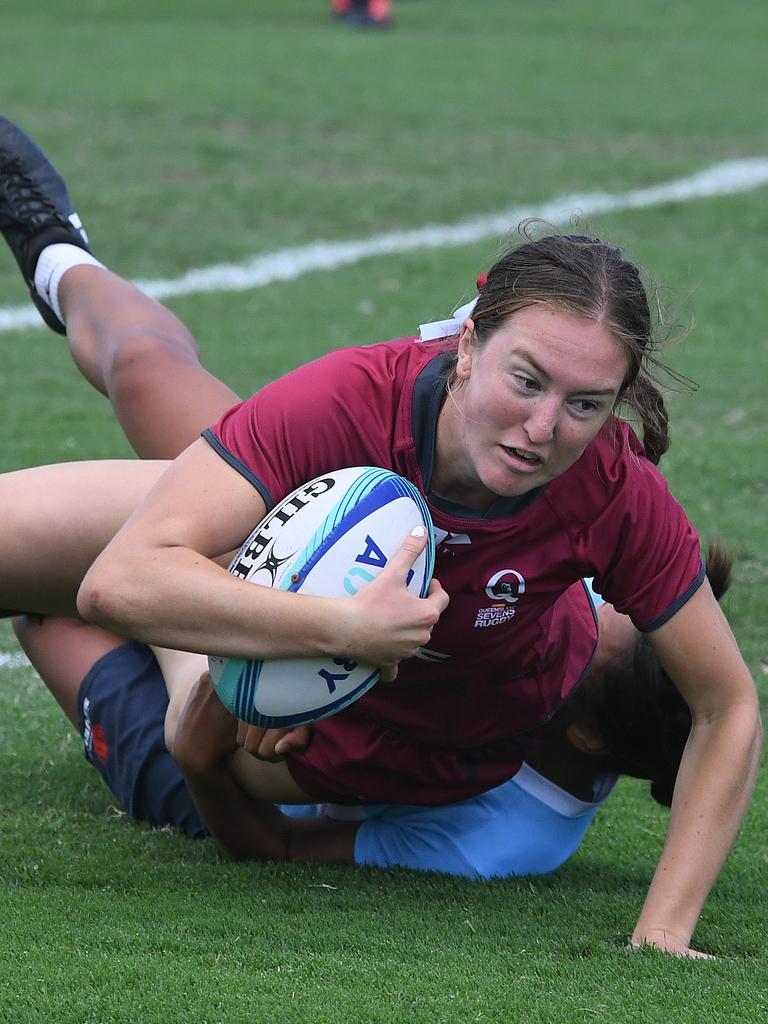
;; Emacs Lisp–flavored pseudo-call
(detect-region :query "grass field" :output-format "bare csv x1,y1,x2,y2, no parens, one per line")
1,1,767,1020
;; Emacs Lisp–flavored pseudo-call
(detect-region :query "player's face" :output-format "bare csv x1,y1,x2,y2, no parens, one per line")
435,305,629,508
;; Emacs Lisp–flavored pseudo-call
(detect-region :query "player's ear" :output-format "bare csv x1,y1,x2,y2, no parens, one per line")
456,318,475,380
565,718,608,756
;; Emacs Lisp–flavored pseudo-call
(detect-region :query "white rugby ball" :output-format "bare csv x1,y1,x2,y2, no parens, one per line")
208,466,435,728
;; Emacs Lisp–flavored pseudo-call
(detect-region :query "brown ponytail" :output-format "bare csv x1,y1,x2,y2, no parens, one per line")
622,374,670,465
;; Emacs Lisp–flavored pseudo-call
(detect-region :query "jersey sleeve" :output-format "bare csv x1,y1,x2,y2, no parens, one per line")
566,426,704,631
203,346,398,506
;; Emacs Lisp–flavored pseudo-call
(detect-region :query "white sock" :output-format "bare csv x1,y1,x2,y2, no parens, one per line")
33,243,104,326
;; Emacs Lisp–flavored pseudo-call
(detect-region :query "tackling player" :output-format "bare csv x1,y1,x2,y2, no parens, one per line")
13,550,732,880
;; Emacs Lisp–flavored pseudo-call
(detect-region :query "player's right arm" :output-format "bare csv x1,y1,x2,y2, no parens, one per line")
77,438,447,672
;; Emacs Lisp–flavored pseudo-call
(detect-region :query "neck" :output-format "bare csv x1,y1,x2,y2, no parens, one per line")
432,386,497,511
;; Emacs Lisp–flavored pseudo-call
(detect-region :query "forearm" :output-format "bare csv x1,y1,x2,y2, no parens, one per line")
78,439,443,668
181,757,358,865
75,438,349,658
79,530,440,670
181,761,293,861
78,545,350,660
171,669,298,860
633,699,762,948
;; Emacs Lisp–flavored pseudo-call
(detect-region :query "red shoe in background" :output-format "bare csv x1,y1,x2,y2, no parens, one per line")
341,0,393,28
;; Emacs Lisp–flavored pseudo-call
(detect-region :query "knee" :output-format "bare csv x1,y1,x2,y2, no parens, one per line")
11,613,38,646
105,326,201,403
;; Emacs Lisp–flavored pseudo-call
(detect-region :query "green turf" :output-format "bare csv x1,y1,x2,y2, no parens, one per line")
1,1,767,1020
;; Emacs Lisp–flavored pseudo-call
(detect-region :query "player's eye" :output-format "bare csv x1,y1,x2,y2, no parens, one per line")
513,373,541,393
569,398,600,417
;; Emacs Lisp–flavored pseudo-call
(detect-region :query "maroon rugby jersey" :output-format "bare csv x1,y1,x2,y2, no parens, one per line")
204,339,703,805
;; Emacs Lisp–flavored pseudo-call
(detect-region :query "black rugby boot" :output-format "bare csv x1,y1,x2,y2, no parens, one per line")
0,116,91,333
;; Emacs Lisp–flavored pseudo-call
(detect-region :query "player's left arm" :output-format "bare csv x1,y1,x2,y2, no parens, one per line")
632,580,762,958
171,672,358,863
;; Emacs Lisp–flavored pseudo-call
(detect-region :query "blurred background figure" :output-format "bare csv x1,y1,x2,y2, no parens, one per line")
331,0,393,29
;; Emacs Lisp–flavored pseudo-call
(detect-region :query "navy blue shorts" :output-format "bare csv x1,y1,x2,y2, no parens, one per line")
78,641,208,838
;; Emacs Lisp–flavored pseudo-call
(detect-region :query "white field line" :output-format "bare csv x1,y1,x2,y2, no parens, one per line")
0,651,31,670
2,157,768,334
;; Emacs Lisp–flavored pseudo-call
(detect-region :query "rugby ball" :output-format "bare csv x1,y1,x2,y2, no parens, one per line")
208,467,435,728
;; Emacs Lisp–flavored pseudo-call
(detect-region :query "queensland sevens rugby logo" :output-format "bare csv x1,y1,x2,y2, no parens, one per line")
485,569,526,604
475,569,526,628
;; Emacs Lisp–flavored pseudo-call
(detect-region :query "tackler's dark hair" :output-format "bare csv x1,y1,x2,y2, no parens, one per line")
583,543,733,806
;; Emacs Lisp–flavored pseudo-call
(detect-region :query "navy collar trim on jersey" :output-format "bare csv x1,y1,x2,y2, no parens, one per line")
411,352,548,521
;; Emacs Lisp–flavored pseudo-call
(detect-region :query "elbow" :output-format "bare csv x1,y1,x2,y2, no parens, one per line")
77,556,137,632
75,568,105,625
738,690,763,765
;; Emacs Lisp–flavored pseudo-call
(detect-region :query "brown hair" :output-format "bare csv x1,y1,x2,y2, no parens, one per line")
467,227,683,465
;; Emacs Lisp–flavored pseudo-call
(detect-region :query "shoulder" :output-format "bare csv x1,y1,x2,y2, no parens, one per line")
251,338,435,406
207,339,440,501
549,421,702,622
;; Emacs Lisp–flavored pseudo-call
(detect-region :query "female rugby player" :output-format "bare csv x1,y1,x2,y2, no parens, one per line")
0,115,760,957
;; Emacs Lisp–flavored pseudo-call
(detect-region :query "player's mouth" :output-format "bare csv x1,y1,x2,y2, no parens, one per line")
501,445,543,470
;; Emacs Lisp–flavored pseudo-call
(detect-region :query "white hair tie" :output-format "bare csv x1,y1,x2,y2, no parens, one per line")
418,296,478,342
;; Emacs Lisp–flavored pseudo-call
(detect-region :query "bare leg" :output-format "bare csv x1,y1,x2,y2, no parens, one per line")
2,119,313,808
0,259,242,615
2,252,239,610
15,611,210,748
59,265,240,459
152,646,210,747
15,612,313,804
228,748,314,803
12,615,126,727
0,460,167,615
